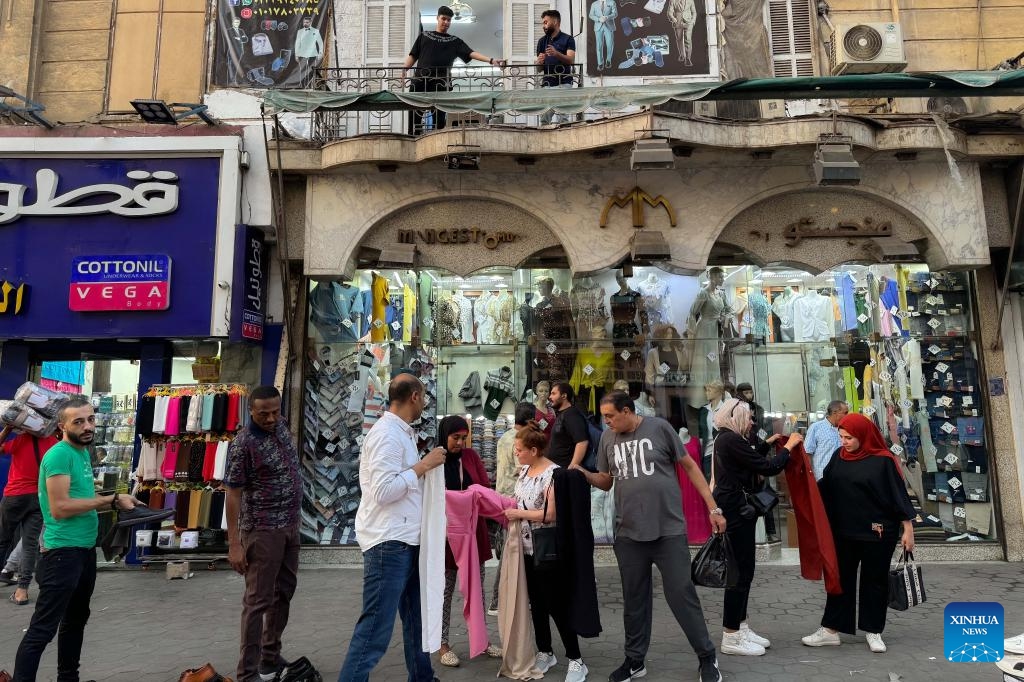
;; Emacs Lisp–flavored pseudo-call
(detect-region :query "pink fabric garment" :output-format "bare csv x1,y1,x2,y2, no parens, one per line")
164,396,181,436
445,484,516,658
676,436,712,544
161,441,179,480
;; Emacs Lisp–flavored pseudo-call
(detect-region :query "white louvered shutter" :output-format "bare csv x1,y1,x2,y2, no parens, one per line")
768,0,815,77
507,1,550,65
365,0,409,66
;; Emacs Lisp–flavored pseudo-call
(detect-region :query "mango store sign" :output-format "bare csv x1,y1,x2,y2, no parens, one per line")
69,255,172,312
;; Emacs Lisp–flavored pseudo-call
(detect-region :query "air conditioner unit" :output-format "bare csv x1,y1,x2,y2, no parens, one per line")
892,96,972,116
694,100,787,120
829,23,907,75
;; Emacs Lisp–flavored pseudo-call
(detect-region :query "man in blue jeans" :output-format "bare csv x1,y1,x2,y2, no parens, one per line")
338,374,447,682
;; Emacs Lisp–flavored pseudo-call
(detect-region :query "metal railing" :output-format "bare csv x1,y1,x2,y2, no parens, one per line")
309,64,588,143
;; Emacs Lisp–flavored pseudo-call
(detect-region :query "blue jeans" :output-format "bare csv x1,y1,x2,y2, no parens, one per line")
338,541,434,682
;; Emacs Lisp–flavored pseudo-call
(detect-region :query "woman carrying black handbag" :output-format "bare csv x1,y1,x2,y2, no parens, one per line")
802,413,915,655
712,398,802,656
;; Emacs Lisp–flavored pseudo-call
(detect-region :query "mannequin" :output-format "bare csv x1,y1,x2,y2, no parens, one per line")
792,288,833,342
698,380,729,477
433,293,461,346
532,277,576,383
570,328,617,416
453,290,475,343
491,289,515,343
569,275,608,339
644,324,691,430
533,381,556,435
686,267,729,409
611,270,648,394
613,379,655,417
309,280,364,343
742,286,771,342
475,291,495,344
638,271,672,327
771,286,797,342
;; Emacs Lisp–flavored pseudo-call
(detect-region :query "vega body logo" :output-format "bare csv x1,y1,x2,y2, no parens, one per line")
944,602,1003,662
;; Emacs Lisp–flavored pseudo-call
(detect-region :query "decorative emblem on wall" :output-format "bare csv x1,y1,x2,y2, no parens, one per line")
0,281,28,315
599,186,677,228
783,216,893,247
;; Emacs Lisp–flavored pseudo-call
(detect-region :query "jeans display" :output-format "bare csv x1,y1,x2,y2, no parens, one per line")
302,264,997,546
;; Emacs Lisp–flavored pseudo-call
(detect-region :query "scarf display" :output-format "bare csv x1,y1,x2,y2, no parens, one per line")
836,413,904,476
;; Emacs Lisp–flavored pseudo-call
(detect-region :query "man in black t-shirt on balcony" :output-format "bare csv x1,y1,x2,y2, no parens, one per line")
403,5,505,134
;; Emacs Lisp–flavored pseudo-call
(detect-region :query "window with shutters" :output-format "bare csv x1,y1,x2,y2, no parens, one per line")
106,0,207,113
768,0,815,77
365,0,409,66
507,1,548,64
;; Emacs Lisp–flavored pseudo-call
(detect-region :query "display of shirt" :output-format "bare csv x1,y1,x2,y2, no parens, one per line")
482,366,515,420
610,289,645,339
638,276,672,327
569,280,608,338
434,295,461,346
453,293,475,342
490,291,515,343
475,292,495,344
791,290,833,342
370,273,389,342
771,290,797,341
741,291,771,339
403,283,417,343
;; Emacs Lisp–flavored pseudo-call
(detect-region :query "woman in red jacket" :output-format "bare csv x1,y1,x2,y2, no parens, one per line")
802,413,915,654
437,416,502,666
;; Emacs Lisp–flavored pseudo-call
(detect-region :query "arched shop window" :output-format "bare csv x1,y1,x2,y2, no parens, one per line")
301,263,993,547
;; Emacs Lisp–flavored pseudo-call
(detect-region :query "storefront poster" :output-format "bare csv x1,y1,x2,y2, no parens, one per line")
0,157,221,339
231,225,268,342
213,0,332,89
586,0,710,77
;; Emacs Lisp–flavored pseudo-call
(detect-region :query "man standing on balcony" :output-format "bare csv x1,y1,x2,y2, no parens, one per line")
536,9,576,126
404,5,505,135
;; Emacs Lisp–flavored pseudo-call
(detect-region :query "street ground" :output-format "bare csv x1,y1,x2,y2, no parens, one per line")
0,562,1020,681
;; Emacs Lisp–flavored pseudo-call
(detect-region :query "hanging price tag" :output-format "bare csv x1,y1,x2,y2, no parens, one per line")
537,418,548,430
896,310,910,320
929,278,939,288
896,360,906,370
889,305,899,316
373,319,383,328
935,362,949,373
836,379,845,389
962,395,974,406
583,364,594,376
890,444,904,456
948,476,962,490
879,371,892,382
927,318,941,329
940,421,955,434
659,362,670,374
325,442,337,453
757,429,768,440
939,396,954,407
944,453,959,465
490,399,501,409
953,505,967,518
862,406,877,416
869,358,876,367
620,350,631,361
929,445,939,458
898,398,912,409
926,296,939,306
341,319,353,328
707,352,718,362
857,313,869,324
320,456,335,467
854,379,862,388
392,321,401,331
928,344,942,355
546,343,557,354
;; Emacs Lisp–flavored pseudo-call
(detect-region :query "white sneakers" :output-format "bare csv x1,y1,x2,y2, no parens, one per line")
802,627,841,647
866,633,887,653
1007,633,1024,655
740,623,771,649
564,658,589,682
535,652,557,674
721,630,766,656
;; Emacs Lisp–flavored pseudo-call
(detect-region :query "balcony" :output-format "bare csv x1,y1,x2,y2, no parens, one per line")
308,64,594,143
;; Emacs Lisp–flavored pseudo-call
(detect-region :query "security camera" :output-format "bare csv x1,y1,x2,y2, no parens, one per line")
444,144,482,171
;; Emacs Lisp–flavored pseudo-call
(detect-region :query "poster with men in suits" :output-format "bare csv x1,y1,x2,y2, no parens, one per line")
586,0,711,77
213,0,331,89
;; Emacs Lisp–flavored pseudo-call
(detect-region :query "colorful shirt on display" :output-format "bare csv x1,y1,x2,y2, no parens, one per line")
483,366,515,420
223,420,302,531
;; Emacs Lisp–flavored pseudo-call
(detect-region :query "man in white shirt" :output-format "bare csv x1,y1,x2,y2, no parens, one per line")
338,374,446,682
805,401,849,480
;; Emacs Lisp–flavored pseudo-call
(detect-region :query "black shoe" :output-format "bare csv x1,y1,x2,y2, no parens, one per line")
0,570,15,586
114,504,176,527
259,657,288,681
608,657,646,681
698,654,722,682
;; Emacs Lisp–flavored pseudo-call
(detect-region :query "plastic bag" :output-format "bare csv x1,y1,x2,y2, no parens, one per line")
14,381,69,419
1,401,58,438
691,533,738,589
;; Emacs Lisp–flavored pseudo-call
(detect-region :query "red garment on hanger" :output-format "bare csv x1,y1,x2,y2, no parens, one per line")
202,441,218,481
675,437,712,544
226,392,241,431
783,443,842,595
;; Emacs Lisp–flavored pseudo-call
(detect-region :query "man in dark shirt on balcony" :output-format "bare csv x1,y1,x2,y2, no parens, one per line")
403,5,505,134
536,9,576,125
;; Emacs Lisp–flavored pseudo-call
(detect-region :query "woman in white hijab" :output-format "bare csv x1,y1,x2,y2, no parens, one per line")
711,398,802,657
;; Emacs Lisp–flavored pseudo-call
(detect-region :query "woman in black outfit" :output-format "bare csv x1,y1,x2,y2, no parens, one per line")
802,413,915,654
712,398,803,656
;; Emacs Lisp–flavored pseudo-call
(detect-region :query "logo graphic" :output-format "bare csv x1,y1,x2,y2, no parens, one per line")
69,255,172,312
944,602,1003,662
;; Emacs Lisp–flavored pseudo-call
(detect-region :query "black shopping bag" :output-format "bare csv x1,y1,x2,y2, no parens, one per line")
691,533,738,589
887,549,926,611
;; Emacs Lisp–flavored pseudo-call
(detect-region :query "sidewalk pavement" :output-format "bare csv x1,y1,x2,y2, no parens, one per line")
0,561,1020,681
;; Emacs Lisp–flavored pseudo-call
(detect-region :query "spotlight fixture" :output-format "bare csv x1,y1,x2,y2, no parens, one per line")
621,264,635,278
630,230,672,261
865,237,920,263
444,144,481,171
631,138,675,171
813,134,860,186
378,243,417,267
130,99,216,125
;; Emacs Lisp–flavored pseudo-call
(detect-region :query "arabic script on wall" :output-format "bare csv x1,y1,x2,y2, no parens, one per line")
0,281,28,315
0,169,180,225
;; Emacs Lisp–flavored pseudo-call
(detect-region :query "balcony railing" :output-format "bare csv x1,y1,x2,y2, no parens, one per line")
309,64,595,143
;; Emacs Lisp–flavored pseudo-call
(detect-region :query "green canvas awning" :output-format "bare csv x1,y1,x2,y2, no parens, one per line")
263,70,1024,115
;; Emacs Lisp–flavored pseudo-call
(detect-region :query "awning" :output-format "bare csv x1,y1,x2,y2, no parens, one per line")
263,70,1024,115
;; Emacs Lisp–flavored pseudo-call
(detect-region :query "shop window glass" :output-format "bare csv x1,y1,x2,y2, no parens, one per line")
302,263,995,546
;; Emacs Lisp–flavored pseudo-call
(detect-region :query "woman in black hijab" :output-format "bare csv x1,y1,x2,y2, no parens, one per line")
437,416,501,666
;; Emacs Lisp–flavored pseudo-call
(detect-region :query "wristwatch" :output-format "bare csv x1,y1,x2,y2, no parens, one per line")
709,507,723,516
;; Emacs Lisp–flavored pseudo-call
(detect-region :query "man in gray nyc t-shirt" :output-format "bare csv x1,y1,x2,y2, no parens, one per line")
582,391,727,682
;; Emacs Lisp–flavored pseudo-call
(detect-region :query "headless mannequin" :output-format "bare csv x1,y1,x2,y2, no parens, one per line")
611,270,647,394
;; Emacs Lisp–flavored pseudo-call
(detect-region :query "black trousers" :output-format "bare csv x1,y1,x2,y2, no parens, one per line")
822,536,897,635
523,554,581,659
14,547,97,682
722,516,757,630
0,492,44,589
408,77,450,135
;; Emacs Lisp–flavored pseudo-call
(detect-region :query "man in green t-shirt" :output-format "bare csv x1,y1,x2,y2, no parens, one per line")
13,395,140,682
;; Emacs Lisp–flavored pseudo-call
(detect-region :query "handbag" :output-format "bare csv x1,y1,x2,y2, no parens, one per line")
691,533,738,589
529,496,558,565
744,480,779,517
887,549,926,611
